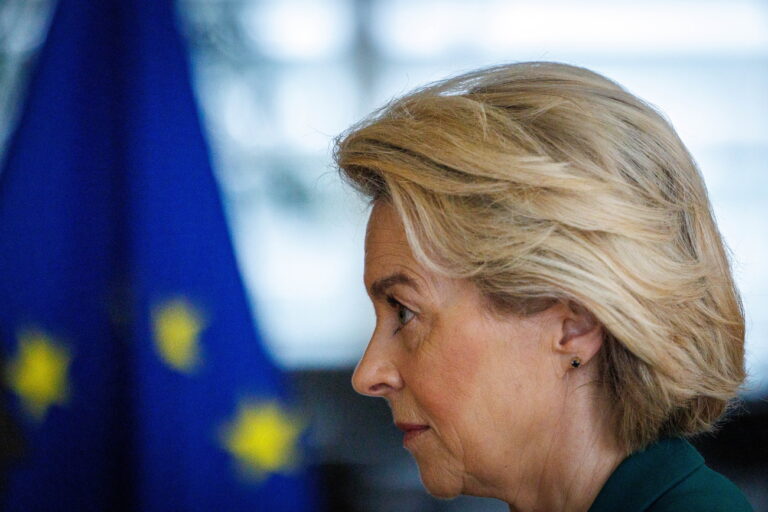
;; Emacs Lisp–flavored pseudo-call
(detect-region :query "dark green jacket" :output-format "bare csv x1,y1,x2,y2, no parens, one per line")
588,438,753,512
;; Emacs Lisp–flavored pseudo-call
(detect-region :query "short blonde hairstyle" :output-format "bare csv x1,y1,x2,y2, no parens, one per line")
335,62,745,454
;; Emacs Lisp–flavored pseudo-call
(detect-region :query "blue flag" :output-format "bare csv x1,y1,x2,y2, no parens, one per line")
0,0,317,510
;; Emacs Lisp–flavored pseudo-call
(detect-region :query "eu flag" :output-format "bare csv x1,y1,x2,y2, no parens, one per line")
0,0,317,510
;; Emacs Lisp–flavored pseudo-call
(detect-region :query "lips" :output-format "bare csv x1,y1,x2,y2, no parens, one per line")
395,422,430,444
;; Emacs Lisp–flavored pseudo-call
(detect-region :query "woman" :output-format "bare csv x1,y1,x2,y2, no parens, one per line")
335,62,753,511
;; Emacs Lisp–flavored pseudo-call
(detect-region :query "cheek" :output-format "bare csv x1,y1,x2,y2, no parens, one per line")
405,325,491,466
419,317,556,444
414,330,484,415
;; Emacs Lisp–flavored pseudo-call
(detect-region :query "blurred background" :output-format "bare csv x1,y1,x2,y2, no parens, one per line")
1,0,766,510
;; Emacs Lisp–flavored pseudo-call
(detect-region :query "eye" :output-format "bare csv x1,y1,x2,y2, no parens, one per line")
386,296,415,332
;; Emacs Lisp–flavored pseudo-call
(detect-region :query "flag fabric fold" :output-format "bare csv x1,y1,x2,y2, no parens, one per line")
0,0,316,510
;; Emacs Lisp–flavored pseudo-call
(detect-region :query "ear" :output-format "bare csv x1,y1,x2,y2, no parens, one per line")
553,301,603,369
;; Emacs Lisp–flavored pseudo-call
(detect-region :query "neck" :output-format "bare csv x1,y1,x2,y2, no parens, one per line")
499,386,625,512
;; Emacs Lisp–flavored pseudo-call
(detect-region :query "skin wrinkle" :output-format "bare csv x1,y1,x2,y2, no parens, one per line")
561,377,604,511
354,202,624,511
340,61,746,510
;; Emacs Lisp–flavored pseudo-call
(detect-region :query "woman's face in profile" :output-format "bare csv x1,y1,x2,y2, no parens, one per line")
353,201,576,499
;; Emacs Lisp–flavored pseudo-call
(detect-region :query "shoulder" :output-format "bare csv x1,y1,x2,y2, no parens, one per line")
588,438,753,512
648,464,753,512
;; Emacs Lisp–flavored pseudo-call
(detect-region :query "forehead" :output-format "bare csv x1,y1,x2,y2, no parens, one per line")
364,202,420,282
365,202,407,251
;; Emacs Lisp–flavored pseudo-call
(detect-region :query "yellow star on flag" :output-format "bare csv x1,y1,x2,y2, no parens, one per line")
219,400,304,481
6,329,71,422
151,298,205,373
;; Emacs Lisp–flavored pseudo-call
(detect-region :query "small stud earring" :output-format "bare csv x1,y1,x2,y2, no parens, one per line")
570,357,582,368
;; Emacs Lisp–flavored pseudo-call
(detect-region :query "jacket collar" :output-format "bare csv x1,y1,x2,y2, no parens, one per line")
588,437,704,512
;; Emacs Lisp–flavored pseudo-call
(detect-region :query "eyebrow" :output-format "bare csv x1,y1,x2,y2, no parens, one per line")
369,272,420,299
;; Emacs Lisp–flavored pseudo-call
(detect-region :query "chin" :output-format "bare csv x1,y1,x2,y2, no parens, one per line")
418,467,463,499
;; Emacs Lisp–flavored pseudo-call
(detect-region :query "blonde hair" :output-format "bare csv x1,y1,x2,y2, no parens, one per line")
334,62,745,454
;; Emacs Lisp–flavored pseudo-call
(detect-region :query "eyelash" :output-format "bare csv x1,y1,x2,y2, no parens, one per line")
385,295,415,334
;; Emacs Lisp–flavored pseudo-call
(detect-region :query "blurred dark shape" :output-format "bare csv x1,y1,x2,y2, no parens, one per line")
0,352,25,495
692,400,768,509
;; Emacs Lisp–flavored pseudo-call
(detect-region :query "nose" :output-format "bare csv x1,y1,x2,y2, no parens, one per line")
351,335,403,397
